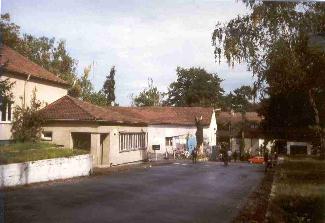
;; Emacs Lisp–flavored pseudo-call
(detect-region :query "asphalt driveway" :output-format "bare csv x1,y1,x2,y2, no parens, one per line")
3,161,264,223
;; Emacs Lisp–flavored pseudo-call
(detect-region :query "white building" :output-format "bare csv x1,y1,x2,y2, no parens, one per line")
0,45,69,142
41,96,217,166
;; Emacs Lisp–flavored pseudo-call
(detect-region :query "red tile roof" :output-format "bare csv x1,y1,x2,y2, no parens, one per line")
0,45,69,87
41,95,215,126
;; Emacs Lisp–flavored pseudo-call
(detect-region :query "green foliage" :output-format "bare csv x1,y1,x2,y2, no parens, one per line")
132,78,163,107
70,64,108,106
165,67,224,107
269,157,325,222
222,85,255,112
84,91,107,107
0,142,88,164
0,78,14,105
212,2,325,158
11,89,44,142
102,66,116,106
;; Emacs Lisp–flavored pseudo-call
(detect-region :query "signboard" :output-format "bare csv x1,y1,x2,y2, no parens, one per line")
152,145,160,150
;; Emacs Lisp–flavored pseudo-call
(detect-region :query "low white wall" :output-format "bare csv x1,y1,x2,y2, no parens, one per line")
0,154,92,188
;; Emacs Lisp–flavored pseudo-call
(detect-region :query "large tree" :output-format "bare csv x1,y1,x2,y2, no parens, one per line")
102,66,116,106
165,67,224,107
132,78,163,107
212,1,325,158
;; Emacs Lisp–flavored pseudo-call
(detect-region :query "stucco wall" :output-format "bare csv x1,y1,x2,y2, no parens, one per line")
230,137,272,155
147,125,197,154
205,111,217,146
147,110,217,154
43,123,148,166
0,73,68,141
0,154,92,188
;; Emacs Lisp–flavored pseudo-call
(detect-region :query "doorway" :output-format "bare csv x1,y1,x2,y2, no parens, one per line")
100,134,109,165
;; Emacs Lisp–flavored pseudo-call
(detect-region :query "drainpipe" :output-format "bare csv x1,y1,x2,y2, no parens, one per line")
23,74,31,109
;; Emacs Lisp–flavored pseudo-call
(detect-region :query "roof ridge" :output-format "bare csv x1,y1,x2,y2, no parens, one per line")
65,95,98,120
1,45,68,86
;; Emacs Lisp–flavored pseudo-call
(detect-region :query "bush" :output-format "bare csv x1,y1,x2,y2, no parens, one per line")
11,89,44,142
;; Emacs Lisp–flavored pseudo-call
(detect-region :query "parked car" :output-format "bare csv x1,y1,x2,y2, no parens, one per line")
248,156,265,164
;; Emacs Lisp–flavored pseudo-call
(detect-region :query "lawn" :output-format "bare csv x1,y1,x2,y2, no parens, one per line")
0,142,89,165
269,156,325,223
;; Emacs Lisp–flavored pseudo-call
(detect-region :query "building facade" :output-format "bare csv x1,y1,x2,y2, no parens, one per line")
0,45,69,142
41,96,217,166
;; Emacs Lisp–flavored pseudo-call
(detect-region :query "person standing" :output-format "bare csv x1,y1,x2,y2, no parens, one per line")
223,149,229,166
192,149,197,164
233,150,238,162
227,150,232,163
264,151,269,173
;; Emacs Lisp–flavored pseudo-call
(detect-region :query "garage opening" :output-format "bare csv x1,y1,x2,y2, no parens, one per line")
291,145,307,155
71,132,91,151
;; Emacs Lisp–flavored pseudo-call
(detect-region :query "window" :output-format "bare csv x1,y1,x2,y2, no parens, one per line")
0,101,12,122
119,132,147,152
165,137,173,146
41,131,53,141
250,123,259,129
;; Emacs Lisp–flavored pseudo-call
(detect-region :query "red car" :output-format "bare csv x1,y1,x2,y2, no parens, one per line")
248,156,265,164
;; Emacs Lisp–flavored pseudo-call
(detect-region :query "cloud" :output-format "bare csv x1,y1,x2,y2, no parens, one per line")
3,0,252,105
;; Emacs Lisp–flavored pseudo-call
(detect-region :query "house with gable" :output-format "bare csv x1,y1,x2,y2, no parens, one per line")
0,45,69,143
40,96,217,166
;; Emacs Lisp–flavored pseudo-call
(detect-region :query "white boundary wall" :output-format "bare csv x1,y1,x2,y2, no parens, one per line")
0,154,92,188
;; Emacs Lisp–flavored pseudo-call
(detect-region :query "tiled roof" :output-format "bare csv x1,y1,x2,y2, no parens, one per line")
0,45,69,87
41,95,214,126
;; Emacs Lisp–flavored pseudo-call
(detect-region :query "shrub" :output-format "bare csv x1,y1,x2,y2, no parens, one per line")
11,89,44,142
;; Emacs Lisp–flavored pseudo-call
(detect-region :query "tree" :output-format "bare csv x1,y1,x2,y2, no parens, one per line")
195,116,204,154
132,78,163,107
102,66,116,106
221,85,255,112
0,79,14,106
165,67,224,107
212,2,325,158
1,13,78,93
76,65,107,106
11,88,44,142
258,91,316,141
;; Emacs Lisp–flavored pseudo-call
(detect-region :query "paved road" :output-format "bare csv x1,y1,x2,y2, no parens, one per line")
4,162,264,223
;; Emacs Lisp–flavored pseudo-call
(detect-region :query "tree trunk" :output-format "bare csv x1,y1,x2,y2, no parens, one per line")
308,89,324,159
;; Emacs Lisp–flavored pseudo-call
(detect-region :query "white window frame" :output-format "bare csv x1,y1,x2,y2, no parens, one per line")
0,102,12,123
119,132,147,152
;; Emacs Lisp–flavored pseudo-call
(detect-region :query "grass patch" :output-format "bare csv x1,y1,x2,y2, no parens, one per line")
269,156,325,223
0,142,89,165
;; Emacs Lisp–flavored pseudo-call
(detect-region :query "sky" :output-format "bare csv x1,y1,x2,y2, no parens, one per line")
2,0,254,105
